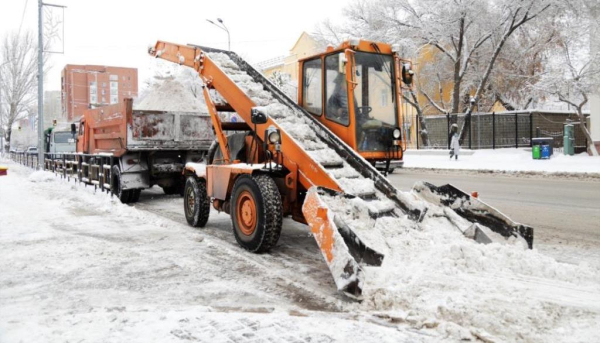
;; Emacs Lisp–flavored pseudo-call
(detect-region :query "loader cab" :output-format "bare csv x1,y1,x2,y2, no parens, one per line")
299,40,412,171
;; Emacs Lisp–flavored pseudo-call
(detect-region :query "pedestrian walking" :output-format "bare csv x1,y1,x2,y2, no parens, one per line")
449,123,460,160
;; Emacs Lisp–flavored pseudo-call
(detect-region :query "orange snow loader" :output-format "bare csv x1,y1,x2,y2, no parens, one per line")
150,40,534,299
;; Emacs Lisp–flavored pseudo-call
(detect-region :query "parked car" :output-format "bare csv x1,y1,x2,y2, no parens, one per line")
26,146,38,155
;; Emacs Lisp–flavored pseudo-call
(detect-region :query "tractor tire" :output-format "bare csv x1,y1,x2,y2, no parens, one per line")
230,174,282,253
111,165,133,204
184,176,210,227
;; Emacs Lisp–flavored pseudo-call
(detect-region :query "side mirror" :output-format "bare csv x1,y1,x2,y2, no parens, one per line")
250,108,268,125
402,63,414,86
71,123,77,136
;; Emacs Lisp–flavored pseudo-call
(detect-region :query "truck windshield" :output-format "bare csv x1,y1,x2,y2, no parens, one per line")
54,132,74,144
353,52,397,152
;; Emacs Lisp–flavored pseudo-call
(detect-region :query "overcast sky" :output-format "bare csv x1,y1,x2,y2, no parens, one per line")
0,0,348,91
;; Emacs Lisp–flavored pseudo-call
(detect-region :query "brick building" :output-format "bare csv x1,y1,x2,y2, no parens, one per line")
61,65,138,121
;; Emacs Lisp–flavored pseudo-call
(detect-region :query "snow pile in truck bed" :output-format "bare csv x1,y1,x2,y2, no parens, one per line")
135,62,208,113
207,52,600,342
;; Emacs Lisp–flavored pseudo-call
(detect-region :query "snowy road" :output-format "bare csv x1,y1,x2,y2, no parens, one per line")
1,161,600,342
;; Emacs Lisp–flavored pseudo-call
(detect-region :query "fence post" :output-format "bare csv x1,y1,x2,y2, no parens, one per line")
515,112,519,149
446,112,450,150
416,116,420,150
529,112,533,148
468,113,472,150
492,112,496,149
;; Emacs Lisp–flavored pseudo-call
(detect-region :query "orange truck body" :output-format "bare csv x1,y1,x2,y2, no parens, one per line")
75,98,213,196
77,99,213,156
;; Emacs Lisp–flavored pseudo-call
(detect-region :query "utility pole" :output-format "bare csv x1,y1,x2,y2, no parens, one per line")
37,1,66,168
37,0,44,168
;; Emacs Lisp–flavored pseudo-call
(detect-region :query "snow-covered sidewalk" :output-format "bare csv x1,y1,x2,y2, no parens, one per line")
1,161,600,342
403,148,600,174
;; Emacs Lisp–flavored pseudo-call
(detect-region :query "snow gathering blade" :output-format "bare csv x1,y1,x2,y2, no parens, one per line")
413,182,534,249
302,187,384,299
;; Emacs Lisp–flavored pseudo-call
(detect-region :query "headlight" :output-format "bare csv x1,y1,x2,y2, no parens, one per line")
266,126,281,144
393,128,401,139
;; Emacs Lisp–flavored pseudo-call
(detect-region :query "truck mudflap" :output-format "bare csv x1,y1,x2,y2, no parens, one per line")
412,182,534,249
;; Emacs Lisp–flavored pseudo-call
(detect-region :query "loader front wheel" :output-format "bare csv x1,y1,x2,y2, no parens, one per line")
184,176,210,227
231,174,282,253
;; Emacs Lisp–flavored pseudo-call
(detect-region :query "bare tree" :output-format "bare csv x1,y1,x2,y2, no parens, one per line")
457,0,553,144
535,0,599,156
0,32,40,148
1,11,60,150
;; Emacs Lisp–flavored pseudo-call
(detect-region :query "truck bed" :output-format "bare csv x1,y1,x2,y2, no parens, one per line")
127,109,213,151
81,100,213,156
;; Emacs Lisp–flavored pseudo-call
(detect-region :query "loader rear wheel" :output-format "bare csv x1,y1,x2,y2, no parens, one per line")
184,176,210,227
111,165,132,204
231,174,282,253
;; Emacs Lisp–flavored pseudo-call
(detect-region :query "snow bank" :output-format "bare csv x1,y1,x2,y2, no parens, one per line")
28,170,55,183
135,60,208,113
404,148,600,174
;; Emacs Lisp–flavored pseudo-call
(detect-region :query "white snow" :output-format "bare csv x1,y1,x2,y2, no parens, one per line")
403,148,600,174
135,59,208,113
2,160,600,342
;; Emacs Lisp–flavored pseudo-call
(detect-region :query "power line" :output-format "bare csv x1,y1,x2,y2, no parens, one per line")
17,0,29,37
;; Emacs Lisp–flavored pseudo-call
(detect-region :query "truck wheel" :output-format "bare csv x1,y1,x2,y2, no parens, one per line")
130,189,141,203
111,165,132,204
230,174,282,253
184,176,210,227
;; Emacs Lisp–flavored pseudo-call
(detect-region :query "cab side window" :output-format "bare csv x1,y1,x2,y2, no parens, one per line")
302,58,322,115
325,53,349,126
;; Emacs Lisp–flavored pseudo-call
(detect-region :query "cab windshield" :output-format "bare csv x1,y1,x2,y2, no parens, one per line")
353,52,397,151
54,132,74,144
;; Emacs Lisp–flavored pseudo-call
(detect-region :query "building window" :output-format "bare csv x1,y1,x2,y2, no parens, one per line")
110,81,119,104
109,75,118,81
380,89,388,107
89,82,97,104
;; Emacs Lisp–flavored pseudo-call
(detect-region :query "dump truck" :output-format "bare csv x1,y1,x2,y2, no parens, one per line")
150,40,534,298
45,99,213,203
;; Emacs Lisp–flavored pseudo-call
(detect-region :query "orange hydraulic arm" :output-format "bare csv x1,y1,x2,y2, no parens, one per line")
149,41,342,193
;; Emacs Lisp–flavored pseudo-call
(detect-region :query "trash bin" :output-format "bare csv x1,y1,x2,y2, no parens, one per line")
541,145,551,159
532,145,541,159
532,137,554,156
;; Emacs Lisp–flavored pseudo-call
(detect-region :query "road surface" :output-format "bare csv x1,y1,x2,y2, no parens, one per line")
389,168,600,266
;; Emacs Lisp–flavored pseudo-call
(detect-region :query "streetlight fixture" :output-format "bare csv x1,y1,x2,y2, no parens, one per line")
206,18,230,51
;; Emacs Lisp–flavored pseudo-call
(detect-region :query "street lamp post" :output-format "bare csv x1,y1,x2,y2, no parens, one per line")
206,18,230,51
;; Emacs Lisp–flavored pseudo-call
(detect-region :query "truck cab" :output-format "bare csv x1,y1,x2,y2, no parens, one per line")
298,40,413,172
47,127,77,154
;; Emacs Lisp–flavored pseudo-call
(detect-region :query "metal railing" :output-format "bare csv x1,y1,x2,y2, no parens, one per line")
9,152,116,196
